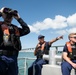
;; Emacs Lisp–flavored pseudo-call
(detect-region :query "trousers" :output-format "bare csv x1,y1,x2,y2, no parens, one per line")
61,60,76,75
0,55,18,75
28,58,48,75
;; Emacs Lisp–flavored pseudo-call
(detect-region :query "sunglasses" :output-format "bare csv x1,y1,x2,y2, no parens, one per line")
70,37,76,39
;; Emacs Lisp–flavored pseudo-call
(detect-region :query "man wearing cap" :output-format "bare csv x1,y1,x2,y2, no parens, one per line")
0,7,30,75
28,34,63,75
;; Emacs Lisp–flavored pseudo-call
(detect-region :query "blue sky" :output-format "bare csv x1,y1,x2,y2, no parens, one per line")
0,0,76,49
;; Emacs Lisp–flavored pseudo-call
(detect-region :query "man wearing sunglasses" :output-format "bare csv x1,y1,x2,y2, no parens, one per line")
61,33,76,75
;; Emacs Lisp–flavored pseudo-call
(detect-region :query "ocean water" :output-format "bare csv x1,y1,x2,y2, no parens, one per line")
18,52,35,75
18,50,63,75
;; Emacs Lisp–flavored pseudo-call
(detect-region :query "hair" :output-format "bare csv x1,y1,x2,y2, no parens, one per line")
68,33,76,38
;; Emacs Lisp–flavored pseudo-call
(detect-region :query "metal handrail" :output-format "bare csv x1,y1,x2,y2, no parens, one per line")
18,45,76,75
18,57,36,75
18,54,62,75
18,45,64,75
21,45,64,51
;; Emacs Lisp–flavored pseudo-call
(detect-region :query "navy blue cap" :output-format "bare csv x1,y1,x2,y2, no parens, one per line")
38,35,45,39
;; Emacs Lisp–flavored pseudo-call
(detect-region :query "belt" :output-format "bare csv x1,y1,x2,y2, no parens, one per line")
0,50,18,56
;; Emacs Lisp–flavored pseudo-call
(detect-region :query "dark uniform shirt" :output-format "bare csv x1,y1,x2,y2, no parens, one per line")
63,44,76,59
44,42,51,54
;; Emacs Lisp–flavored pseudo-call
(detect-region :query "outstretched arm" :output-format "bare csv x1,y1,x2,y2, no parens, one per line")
49,35,63,45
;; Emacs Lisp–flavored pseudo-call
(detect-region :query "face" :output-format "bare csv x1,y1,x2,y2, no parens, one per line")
2,13,13,24
69,35,76,43
38,38,44,43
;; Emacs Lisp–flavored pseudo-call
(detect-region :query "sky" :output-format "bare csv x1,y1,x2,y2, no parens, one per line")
0,0,76,49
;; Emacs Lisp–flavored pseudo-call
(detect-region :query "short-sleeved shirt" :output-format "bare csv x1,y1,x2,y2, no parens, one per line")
63,44,76,58
63,44,68,52
44,41,51,54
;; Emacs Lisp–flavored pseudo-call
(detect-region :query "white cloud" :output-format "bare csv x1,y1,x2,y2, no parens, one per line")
67,28,76,33
55,30,67,35
67,13,76,26
29,13,76,34
52,15,67,29
55,27,76,35
28,25,39,33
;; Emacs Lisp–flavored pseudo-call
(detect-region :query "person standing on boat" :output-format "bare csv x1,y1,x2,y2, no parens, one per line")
28,34,63,75
0,7,30,75
61,33,76,75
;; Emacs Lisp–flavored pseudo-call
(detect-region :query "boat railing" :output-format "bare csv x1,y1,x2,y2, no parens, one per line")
18,57,36,75
18,45,76,75
18,45,64,75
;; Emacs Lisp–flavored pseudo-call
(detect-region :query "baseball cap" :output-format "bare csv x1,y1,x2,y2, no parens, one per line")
38,35,45,39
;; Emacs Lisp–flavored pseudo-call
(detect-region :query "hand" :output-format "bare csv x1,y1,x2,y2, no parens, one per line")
13,13,20,20
37,44,41,47
57,35,63,40
71,63,76,69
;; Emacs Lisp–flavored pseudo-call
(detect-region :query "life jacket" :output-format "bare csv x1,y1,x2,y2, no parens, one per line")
66,42,76,59
34,42,45,58
34,41,50,57
0,21,21,51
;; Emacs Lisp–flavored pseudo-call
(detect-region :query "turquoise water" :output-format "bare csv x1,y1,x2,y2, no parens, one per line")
18,52,35,75
18,51,62,75
19,52,35,58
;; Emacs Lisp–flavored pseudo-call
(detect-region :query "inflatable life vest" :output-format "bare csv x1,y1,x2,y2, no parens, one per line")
66,42,72,53
34,42,46,57
66,42,76,59
0,21,21,51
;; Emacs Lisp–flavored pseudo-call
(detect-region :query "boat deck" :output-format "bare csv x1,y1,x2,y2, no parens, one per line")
18,45,76,75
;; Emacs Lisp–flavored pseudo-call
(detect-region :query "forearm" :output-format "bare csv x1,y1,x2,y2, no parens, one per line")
49,35,63,45
17,18,29,28
63,55,74,65
49,37,59,44
17,18,30,35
